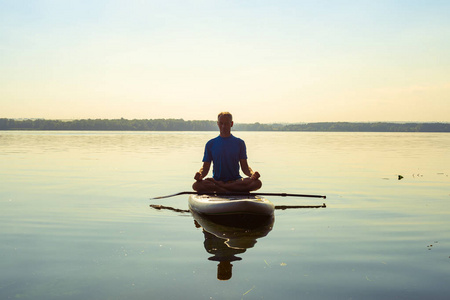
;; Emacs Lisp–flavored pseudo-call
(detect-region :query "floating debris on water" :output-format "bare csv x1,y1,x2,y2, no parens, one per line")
242,286,255,297
427,241,439,250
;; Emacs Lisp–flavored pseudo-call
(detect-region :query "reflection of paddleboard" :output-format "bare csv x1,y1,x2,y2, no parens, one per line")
188,194,274,227
191,209,274,249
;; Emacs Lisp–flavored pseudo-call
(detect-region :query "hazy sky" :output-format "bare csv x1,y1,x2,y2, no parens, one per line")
1,0,449,123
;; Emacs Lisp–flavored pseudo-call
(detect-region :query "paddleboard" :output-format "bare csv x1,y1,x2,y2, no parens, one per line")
189,194,274,227
188,194,274,217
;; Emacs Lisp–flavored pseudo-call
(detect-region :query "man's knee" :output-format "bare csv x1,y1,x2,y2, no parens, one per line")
242,178,262,191
192,181,202,191
193,179,215,192
251,179,262,191
254,179,262,190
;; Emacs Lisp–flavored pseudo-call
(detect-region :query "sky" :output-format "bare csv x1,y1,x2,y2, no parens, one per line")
1,0,449,123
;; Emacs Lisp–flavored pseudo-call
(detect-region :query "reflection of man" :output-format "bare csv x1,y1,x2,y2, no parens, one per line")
202,230,245,281
193,112,262,193
192,209,273,281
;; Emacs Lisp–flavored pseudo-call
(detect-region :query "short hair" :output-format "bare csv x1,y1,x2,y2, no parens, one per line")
218,112,233,121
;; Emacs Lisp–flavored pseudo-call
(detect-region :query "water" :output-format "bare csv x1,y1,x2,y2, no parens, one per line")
1,131,449,299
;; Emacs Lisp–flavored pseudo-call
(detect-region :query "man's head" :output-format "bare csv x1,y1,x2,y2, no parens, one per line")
217,112,233,137
218,112,232,121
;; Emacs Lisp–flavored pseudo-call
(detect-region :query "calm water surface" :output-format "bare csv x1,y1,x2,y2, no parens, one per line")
1,131,449,299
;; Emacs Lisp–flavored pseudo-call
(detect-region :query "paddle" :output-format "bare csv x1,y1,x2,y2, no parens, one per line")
150,191,326,200
150,203,326,212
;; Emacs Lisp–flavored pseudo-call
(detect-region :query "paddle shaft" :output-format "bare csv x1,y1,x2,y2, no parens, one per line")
150,204,326,212
151,191,326,200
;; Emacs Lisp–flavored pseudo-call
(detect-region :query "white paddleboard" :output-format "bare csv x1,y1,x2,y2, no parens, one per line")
188,194,274,217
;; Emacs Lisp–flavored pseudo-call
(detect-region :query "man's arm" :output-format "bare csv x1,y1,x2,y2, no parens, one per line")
194,161,211,181
240,159,260,180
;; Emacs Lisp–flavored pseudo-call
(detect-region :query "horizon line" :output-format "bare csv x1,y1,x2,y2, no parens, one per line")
3,118,450,124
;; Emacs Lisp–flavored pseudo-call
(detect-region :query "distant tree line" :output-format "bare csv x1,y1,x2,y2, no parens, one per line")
280,122,450,132
0,118,217,131
0,118,449,132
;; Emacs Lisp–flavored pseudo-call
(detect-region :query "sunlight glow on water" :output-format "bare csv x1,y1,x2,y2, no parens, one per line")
1,131,449,299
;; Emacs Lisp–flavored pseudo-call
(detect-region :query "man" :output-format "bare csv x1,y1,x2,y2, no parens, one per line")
193,112,262,193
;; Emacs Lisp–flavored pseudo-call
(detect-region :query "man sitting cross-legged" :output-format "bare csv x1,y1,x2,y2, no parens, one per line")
192,112,262,193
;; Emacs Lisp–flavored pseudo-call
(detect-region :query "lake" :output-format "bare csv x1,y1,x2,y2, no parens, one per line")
1,131,449,299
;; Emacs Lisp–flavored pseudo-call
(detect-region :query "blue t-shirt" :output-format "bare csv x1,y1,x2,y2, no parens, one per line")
202,135,248,182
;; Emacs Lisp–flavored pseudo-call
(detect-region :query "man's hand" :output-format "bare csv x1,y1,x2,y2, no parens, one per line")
194,172,203,181
194,162,210,182
250,171,260,180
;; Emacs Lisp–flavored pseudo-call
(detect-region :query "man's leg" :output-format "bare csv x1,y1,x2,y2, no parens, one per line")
193,178,262,193
192,178,230,193
217,178,262,192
